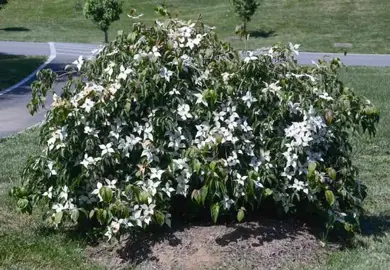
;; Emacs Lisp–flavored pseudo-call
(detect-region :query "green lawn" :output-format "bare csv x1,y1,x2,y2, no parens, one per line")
0,54,45,91
1,0,390,53
1,67,390,268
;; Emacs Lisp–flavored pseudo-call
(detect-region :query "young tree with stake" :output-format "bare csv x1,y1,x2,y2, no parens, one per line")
232,0,260,40
84,0,123,43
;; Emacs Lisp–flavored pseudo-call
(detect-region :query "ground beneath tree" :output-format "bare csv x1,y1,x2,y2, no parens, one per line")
87,218,334,270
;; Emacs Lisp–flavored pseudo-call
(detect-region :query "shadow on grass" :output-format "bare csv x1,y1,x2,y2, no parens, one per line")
248,29,276,39
0,53,45,91
0,27,30,32
360,212,390,237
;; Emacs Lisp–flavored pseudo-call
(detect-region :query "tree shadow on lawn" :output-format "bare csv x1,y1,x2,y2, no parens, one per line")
248,29,276,39
0,27,30,32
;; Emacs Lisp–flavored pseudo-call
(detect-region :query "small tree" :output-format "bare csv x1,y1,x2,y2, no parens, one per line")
0,0,8,11
84,0,123,43
232,0,259,38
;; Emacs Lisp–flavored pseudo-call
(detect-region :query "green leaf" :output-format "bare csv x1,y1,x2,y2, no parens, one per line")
308,162,317,176
100,187,113,203
191,189,201,205
54,211,63,224
325,190,335,206
89,209,95,219
17,198,29,210
125,102,131,113
210,161,217,171
325,109,333,124
265,188,273,196
210,203,220,223
328,168,337,180
154,210,165,226
193,159,201,173
237,208,245,222
71,209,80,223
200,186,208,205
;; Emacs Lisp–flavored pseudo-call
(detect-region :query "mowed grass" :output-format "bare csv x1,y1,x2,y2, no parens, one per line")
0,54,45,91
1,0,390,53
1,68,390,269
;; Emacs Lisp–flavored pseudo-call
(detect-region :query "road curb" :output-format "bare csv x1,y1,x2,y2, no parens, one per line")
0,42,57,97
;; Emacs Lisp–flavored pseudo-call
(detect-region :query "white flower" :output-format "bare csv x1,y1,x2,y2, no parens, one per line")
99,143,115,157
162,182,175,198
84,126,99,137
319,92,333,101
169,88,180,96
177,104,192,120
235,173,248,186
166,128,186,150
43,186,54,199
109,131,120,140
186,34,202,49
289,42,300,56
141,204,156,225
227,151,240,167
242,91,257,108
47,161,57,177
91,182,103,202
160,66,173,82
148,46,161,61
149,168,165,180
143,122,154,141
52,203,65,213
240,121,252,132
221,72,232,84
222,195,234,210
172,158,188,171
81,98,95,113
59,186,69,201
118,135,142,157
105,178,117,189
72,55,84,71
288,101,302,115
176,170,191,196
194,92,208,107
290,179,309,194
104,61,116,77
80,153,96,169
243,51,258,63
117,65,133,81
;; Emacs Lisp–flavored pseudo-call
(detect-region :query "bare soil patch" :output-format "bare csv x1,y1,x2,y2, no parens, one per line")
87,218,334,269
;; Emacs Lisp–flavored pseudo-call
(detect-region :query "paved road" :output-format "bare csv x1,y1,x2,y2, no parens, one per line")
0,42,99,138
1,41,390,138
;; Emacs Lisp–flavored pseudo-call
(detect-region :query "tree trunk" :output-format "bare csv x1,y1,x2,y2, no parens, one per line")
104,30,108,43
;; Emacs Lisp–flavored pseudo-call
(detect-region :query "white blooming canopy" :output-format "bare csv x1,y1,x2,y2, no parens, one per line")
13,12,379,239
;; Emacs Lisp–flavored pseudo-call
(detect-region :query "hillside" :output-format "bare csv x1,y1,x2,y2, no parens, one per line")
0,1,389,54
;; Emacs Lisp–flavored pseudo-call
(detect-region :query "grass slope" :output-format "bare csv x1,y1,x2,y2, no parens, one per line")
1,0,390,53
1,68,390,269
0,54,45,91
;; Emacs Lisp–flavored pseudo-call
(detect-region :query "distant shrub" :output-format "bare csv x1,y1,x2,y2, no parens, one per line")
11,10,379,240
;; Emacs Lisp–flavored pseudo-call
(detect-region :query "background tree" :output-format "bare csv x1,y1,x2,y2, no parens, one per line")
83,0,123,43
232,0,259,39
0,0,8,11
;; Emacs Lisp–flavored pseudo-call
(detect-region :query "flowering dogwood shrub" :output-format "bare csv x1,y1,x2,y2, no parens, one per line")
11,13,379,239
